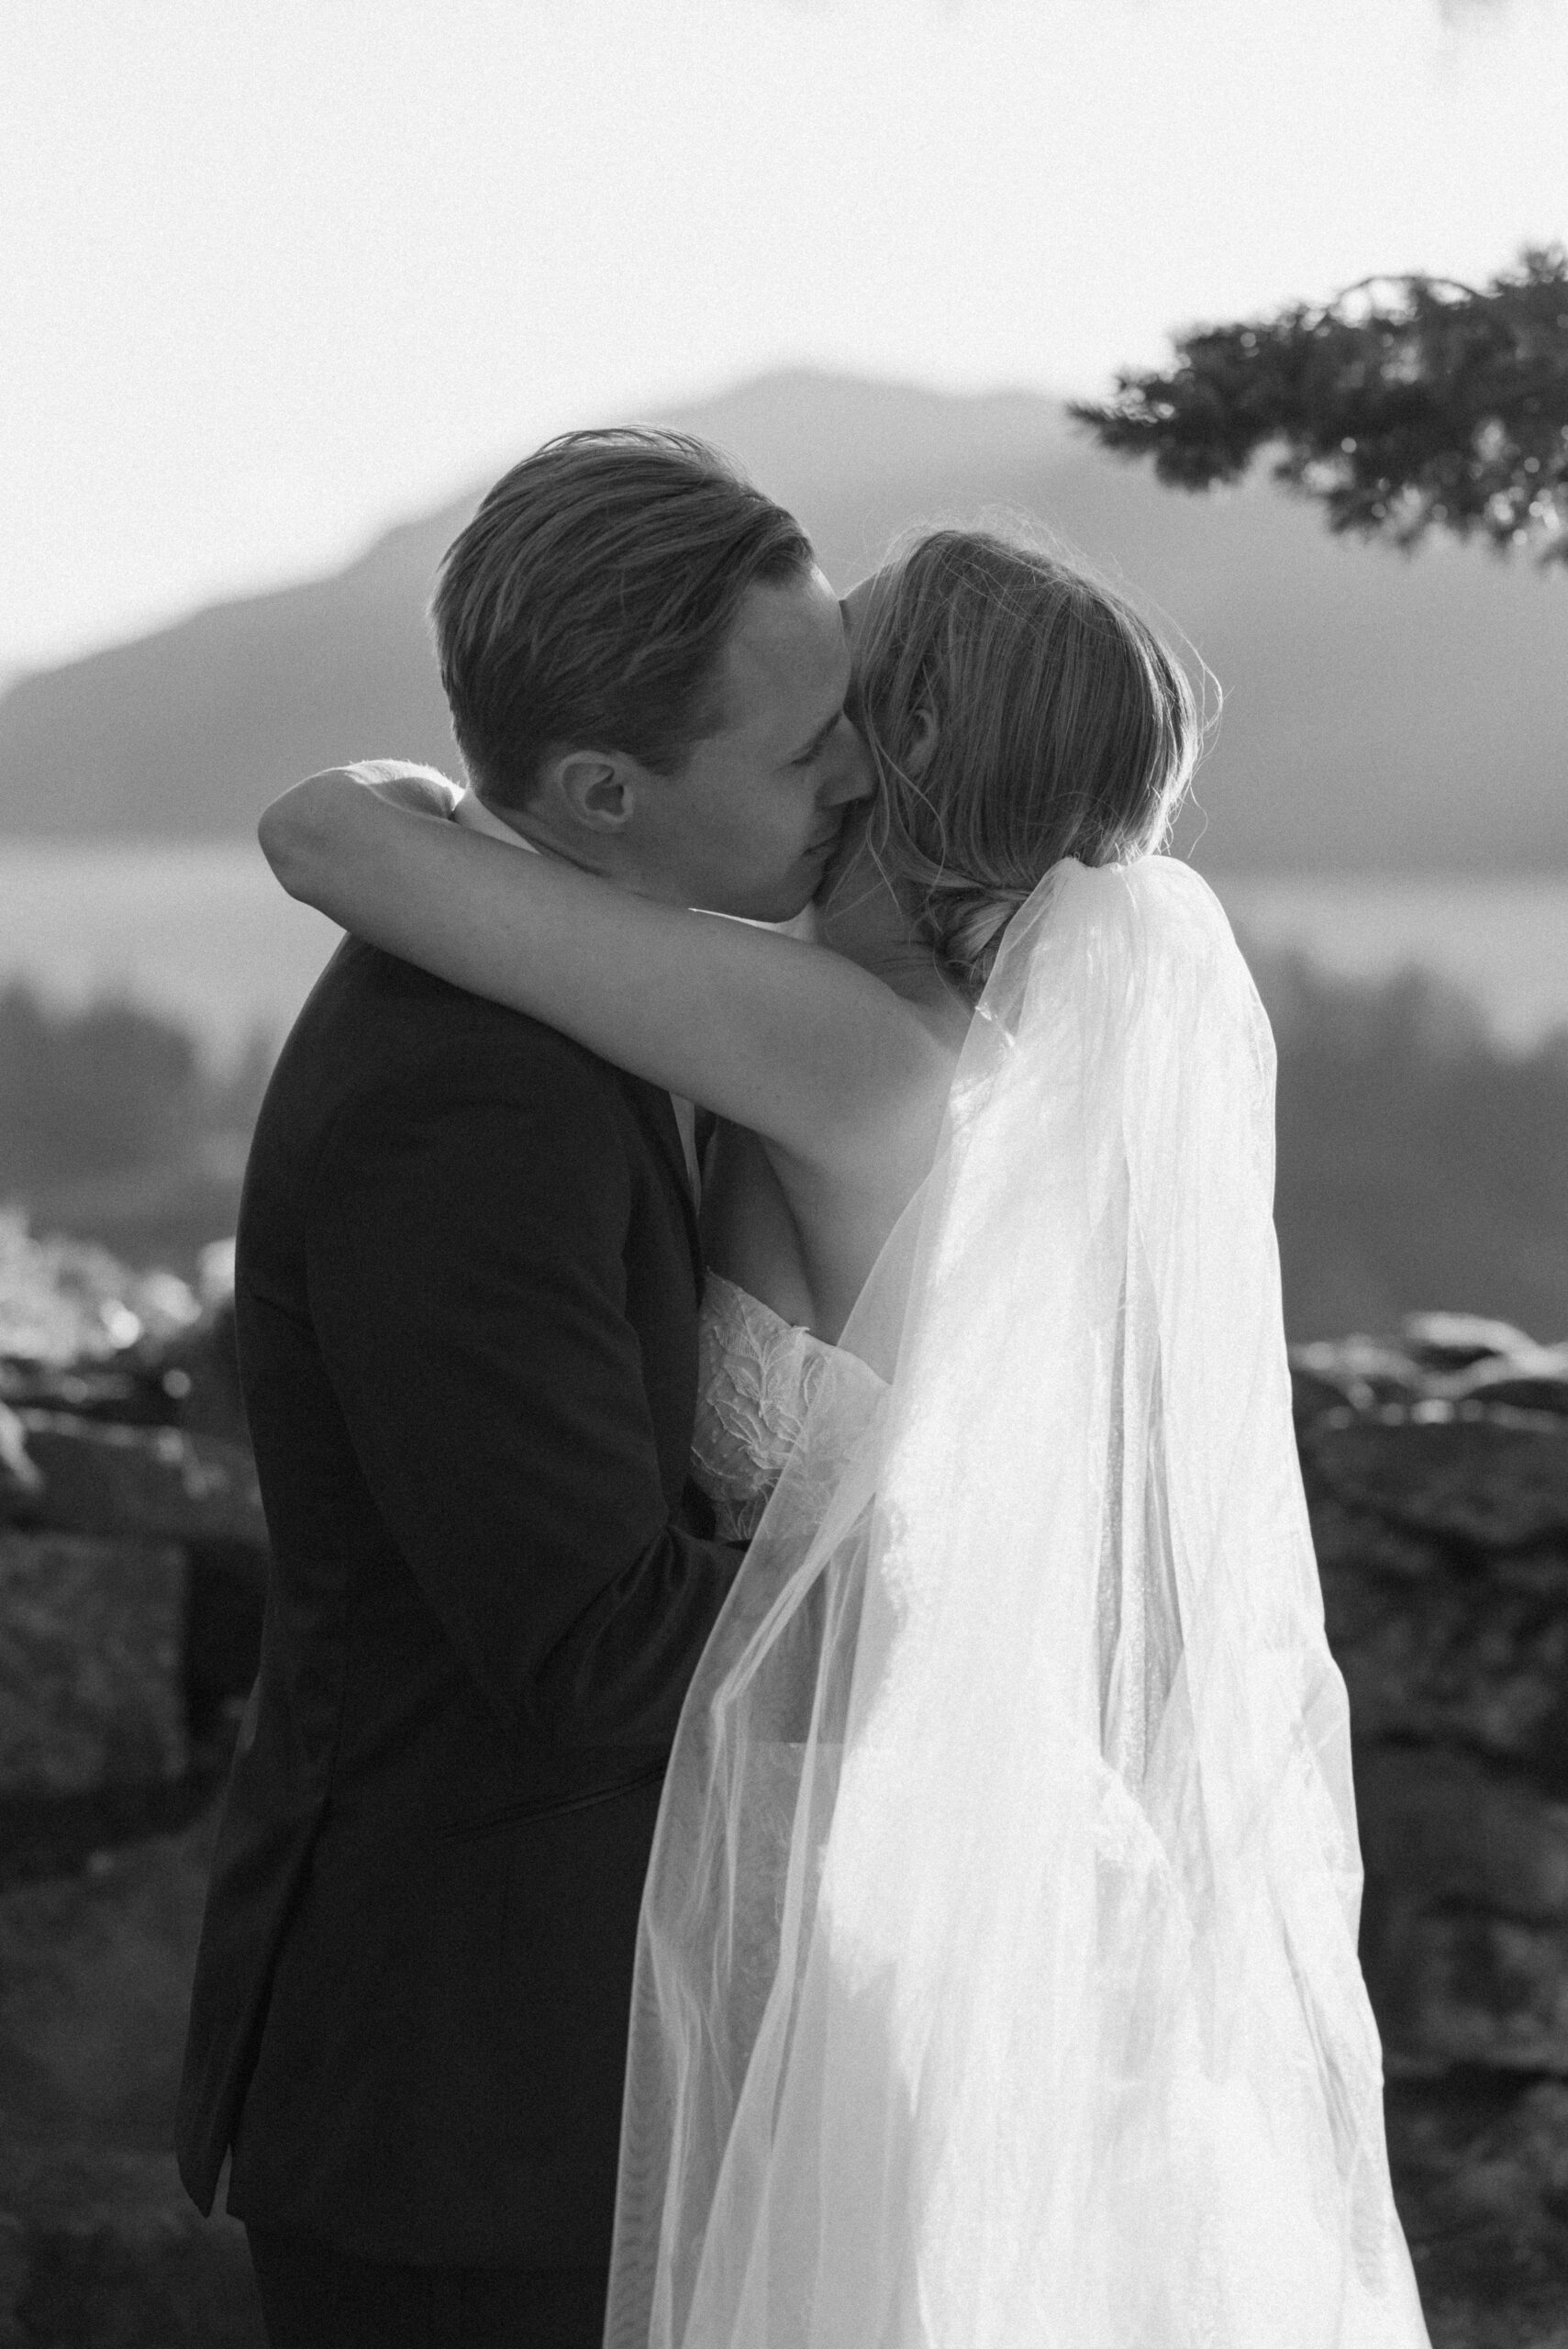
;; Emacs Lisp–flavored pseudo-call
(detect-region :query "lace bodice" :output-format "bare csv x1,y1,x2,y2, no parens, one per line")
690,1273,844,1542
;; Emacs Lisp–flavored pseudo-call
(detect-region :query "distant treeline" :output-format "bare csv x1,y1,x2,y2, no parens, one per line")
0,985,271,1193
2,968,1565,1342
0,985,272,1272
1253,952,1568,1341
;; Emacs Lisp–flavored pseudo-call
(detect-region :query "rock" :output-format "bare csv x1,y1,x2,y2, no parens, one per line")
1358,1747,1568,1925
1400,1313,1543,1373
0,1216,199,1373
1356,1748,1568,2069
1373,1901,1568,2074
1292,1336,1428,1413
1291,1362,1364,1425
0,1807,265,2343
0,1360,176,1431
1298,1403,1568,2097
158,1297,248,1445
1290,1322,1568,1431
0,1777,224,1899
1313,1488,1453,1583
0,1407,39,1503
1388,2073,1568,2347
1317,1533,1568,1773
4,1415,267,1553
0,1535,186,1798
1307,1416,1568,1551
0,2146,262,2348
1445,1357,1568,1418
0,1809,216,2149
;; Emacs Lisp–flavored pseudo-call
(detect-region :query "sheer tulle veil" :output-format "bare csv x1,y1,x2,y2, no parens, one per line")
605,856,1430,2349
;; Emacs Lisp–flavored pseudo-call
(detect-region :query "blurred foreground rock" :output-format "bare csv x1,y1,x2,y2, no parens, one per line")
4,1419,263,1554
0,1217,205,1377
0,1229,267,2338
1385,2073,1568,2348
1,1223,262,1875
0,1537,186,1798
0,1813,261,2345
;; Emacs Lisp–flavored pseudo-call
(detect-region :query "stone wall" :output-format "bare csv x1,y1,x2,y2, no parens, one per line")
1,1300,265,2345
1,1299,1566,2343
0,1535,186,1802
1297,1314,1568,2341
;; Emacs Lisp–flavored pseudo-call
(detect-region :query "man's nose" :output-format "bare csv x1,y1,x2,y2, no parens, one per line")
826,721,874,804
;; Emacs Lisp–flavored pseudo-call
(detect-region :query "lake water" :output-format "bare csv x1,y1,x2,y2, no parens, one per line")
3,841,1565,1063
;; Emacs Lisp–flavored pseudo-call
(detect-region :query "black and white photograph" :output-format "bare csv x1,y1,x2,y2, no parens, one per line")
1,1,1565,2342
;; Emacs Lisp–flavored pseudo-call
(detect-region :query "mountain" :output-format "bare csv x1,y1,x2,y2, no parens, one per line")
1,370,1562,869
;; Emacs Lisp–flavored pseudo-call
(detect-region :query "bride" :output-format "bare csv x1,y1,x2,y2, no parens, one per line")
261,527,1430,2347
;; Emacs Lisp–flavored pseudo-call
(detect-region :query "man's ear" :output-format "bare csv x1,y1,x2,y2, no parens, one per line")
541,749,638,834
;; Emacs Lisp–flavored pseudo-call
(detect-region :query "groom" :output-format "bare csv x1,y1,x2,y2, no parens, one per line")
177,429,870,2346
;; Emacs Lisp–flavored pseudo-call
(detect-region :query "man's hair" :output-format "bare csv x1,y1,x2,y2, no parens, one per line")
431,428,816,808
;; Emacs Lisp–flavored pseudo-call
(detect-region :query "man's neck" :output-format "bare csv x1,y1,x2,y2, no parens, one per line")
452,788,544,852
457,789,622,885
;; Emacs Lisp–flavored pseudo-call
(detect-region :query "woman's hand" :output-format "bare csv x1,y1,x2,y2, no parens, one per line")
259,762,460,902
340,760,462,818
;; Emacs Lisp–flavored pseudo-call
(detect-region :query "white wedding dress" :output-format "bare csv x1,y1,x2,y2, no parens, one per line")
606,858,1431,2349
691,1274,866,1546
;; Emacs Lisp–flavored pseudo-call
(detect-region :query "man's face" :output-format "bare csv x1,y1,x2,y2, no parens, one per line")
625,566,873,921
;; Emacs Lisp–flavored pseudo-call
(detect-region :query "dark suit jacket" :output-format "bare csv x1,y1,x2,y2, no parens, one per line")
176,937,740,2267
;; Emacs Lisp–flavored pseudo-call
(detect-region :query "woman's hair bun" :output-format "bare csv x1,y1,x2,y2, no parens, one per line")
924,883,1033,994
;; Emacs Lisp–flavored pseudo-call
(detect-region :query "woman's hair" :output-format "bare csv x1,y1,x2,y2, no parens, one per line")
433,429,814,809
842,528,1205,994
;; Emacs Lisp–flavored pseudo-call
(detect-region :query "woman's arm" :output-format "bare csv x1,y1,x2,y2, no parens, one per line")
259,768,950,1174
317,758,463,818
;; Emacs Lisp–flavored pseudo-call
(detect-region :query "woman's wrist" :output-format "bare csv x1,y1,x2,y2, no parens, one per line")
259,762,461,904
341,760,462,817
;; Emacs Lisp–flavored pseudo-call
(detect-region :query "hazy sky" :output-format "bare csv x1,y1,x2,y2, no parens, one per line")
4,0,1563,674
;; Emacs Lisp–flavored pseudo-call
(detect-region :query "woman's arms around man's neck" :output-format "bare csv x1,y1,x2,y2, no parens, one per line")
259,765,955,1183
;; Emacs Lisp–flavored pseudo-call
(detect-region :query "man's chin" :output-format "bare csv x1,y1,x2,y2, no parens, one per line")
751,873,823,925
810,826,869,909
695,880,817,928
698,844,845,926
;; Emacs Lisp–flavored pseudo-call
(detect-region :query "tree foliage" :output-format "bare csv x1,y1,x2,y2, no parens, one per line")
1073,246,1568,562
1252,950,1568,1341
0,985,270,1194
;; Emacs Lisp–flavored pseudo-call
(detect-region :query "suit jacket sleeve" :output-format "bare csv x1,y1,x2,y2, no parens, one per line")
305,1023,738,1753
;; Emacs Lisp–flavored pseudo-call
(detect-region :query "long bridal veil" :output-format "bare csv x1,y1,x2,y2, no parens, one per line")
606,857,1430,2349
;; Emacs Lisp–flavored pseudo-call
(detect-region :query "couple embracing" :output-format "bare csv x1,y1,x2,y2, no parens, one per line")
178,429,1430,2347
